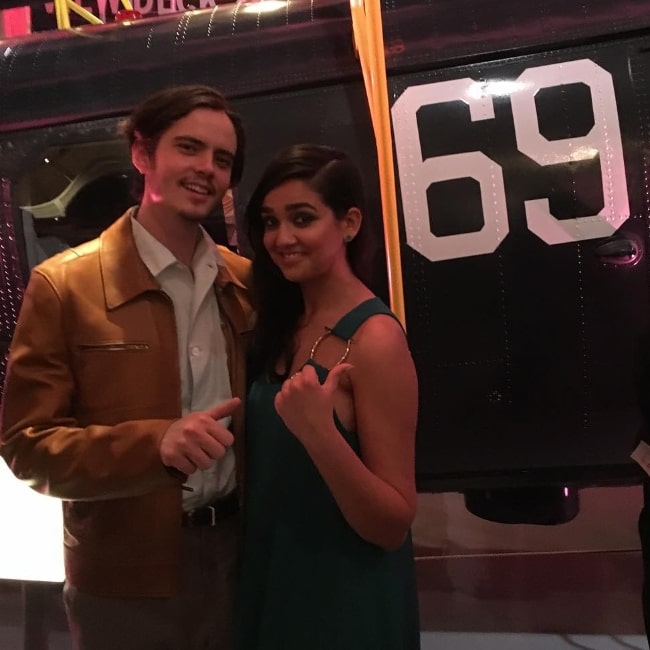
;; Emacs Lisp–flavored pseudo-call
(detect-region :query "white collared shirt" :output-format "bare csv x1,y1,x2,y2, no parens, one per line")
131,217,235,510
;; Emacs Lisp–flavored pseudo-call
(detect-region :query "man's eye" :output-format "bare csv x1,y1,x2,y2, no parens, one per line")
215,156,234,169
178,142,197,153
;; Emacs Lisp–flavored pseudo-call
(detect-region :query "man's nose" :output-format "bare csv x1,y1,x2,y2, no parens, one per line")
194,151,216,175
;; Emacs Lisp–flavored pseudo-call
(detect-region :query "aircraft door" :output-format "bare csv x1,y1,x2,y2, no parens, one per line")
390,38,650,493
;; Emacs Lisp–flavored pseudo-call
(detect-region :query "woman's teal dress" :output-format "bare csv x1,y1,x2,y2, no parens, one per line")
236,298,420,650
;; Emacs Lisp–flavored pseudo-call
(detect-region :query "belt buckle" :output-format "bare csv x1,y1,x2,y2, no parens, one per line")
206,505,216,527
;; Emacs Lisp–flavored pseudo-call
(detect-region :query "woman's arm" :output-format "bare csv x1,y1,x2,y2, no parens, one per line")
274,315,418,550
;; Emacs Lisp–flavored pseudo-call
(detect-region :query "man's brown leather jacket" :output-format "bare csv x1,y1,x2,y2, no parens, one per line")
0,211,253,597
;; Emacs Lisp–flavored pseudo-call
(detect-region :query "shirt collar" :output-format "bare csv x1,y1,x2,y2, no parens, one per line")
131,215,224,279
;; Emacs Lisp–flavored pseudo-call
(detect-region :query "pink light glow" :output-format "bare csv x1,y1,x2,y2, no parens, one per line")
1,6,31,38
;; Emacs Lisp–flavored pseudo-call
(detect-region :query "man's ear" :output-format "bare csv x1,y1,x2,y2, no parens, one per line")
131,134,151,175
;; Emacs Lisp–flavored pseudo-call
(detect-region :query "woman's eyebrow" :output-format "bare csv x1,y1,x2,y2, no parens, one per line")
285,202,316,210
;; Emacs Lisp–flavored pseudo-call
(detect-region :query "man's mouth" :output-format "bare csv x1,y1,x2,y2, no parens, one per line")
181,181,213,196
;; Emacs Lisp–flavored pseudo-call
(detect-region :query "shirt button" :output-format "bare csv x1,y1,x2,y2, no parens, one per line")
190,346,201,357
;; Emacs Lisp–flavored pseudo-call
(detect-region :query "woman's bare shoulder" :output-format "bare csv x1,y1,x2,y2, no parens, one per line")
350,313,414,370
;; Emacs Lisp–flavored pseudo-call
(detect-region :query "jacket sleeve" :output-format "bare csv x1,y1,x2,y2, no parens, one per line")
0,270,182,501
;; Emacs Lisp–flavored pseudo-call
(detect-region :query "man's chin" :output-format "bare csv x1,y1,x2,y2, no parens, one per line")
179,208,214,222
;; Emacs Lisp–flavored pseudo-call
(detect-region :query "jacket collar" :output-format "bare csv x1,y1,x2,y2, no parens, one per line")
100,209,246,310
214,260,246,292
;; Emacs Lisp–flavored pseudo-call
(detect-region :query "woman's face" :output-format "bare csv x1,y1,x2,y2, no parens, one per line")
260,179,354,284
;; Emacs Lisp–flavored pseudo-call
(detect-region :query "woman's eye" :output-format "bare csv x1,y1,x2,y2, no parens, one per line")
294,213,315,226
262,217,277,229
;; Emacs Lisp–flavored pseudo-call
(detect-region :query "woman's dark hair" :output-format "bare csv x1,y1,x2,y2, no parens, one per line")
120,85,246,191
246,143,375,381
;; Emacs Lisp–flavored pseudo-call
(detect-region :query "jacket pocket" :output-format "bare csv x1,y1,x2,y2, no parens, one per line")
74,342,164,418
77,342,150,352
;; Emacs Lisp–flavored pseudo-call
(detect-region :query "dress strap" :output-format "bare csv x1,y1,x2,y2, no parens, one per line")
306,297,397,376
308,297,393,360
329,297,395,340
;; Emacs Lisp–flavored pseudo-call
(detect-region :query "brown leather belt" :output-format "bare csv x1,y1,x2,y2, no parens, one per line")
181,492,239,527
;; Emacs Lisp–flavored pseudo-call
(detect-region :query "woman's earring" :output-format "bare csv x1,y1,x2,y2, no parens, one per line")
344,234,354,243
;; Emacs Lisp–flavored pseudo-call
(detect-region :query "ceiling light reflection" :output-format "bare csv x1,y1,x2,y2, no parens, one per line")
241,0,287,13
467,79,529,99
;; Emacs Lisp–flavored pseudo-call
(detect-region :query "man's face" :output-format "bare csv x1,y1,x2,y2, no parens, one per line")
133,107,237,222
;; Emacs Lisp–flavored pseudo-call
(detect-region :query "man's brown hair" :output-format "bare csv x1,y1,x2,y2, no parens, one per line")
121,85,246,186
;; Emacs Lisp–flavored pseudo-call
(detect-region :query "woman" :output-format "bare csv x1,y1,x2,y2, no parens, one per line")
237,144,420,650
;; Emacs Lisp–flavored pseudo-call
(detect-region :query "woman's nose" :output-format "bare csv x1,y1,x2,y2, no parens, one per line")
275,222,296,244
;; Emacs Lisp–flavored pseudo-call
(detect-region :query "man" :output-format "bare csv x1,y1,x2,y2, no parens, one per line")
0,85,252,650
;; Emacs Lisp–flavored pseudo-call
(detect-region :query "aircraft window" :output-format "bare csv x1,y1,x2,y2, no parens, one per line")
16,140,134,265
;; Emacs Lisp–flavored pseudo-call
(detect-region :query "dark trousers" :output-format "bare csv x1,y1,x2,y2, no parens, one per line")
63,517,239,650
